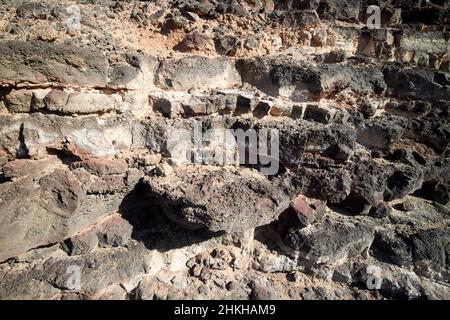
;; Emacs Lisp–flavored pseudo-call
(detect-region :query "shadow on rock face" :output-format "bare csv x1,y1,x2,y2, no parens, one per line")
254,208,301,257
118,182,223,252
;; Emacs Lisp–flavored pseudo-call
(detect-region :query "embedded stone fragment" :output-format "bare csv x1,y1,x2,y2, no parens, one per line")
303,104,336,123
278,121,356,166
56,92,119,114
283,10,320,27
0,41,109,86
0,167,138,262
318,0,360,21
384,65,449,100
4,89,33,113
411,228,450,280
155,56,241,91
416,180,450,205
215,35,240,56
277,166,352,204
0,113,119,160
311,29,327,47
145,166,290,233
290,194,326,226
252,100,272,118
70,158,128,176
369,201,393,219
52,128,117,160
2,157,61,179
283,216,374,264
96,213,133,247
109,64,142,89
370,230,413,268
357,118,404,150
0,243,158,299
249,279,280,300
39,169,85,214
64,229,99,256
236,56,386,99
175,31,211,53
44,89,69,111
386,167,424,200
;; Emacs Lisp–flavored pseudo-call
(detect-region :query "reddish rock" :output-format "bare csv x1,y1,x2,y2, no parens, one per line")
175,31,210,52
2,157,60,179
291,194,326,226
71,158,128,176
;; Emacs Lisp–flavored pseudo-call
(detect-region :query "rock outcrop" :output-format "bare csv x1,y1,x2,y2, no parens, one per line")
0,0,448,300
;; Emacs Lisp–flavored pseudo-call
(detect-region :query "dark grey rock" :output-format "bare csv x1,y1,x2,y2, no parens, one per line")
357,118,404,150
370,230,413,268
369,201,393,219
411,228,450,277
384,65,449,101
283,216,374,264
144,166,290,233
215,35,240,56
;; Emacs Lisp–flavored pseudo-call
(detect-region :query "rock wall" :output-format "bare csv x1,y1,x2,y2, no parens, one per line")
0,0,449,300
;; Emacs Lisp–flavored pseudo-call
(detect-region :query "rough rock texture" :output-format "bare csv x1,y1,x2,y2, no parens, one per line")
145,166,290,232
0,0,449,300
